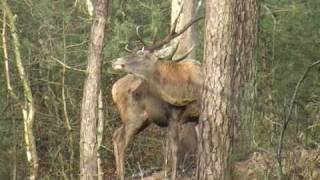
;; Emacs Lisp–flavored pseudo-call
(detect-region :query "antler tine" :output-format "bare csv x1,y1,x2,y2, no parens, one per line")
156,42,180,60
170,5,184,34
136,26,148,47
167,42,180,60
173,45,194,62
124,44,133,53
145,15,204,52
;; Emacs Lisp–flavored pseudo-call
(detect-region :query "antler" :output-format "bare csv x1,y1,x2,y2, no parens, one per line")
134,5,203,53
173,45,194,61
154,42,180,60
124,44,133,53
145,15,204,52
136,26,149,47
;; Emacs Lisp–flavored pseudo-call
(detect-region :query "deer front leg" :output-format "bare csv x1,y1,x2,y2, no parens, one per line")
113,126,126,180
169,118,180,180
113,121,148,180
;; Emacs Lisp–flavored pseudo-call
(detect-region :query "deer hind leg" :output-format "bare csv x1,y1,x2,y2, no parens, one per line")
113,122,149,180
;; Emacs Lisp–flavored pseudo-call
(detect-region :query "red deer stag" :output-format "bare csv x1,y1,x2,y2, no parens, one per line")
112,16,203,107
112,74,198,180
112,14,203,180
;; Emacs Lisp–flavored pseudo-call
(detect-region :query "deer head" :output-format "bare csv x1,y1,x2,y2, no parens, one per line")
112,49,158,78
112,12,203,76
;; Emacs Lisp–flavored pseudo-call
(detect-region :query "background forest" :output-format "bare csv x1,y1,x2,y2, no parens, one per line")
0,0,319,179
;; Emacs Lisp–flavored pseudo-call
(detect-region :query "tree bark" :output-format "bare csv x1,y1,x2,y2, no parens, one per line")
171,0,196,59
97,90,105,180
79,0,107,179
197,0,258,179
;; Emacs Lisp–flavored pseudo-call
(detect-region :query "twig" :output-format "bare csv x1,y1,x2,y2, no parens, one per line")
276,60,320,179
51,56,86,72
137,162,144,178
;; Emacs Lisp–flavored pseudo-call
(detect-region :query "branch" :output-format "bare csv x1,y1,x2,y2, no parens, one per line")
276,59,320,179
51,56,86,72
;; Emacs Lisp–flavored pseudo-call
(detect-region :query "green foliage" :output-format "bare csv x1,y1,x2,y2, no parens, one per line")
251,0,320,155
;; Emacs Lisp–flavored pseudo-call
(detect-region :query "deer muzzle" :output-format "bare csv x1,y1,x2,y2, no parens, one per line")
112,58,126,70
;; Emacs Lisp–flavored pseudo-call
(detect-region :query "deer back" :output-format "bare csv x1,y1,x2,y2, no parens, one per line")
147,59,202,106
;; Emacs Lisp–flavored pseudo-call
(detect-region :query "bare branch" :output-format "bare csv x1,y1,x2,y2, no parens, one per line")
51,56,86,72
276,59,320,179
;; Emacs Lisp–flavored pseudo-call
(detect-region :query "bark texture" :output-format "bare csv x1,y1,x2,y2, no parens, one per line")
79,0,107,179
171,0,196,59
197,0,258,179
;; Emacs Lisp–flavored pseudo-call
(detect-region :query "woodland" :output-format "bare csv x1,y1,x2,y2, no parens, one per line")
0,0,320,180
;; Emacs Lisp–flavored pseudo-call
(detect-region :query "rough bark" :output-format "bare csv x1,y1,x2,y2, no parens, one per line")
171,0,196,59
79,0,107,179
197,0,258,179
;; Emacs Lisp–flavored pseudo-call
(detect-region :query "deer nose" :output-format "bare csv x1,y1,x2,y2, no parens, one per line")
112,63,125,70
112,59,125,70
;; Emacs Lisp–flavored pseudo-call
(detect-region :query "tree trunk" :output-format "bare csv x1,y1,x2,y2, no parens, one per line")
171,0,196,59
197,0,258,179
2,1,39,179
97,90,105,180
79,0,107,179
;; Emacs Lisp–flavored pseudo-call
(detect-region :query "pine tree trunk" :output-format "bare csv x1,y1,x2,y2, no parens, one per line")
79,0,107,179
197,0,258,179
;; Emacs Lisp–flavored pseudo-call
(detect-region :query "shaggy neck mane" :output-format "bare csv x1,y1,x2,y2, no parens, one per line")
153,61,190,83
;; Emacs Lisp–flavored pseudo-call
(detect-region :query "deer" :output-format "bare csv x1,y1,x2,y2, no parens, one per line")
112,74,198,180
112,13,203,180
112,16,203,124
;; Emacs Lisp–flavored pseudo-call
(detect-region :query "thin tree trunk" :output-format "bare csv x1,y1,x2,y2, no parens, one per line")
97,90,105,180
197,0,258,179
2,1,39,179
79,0,107,179
61,13,74,179
164,1,198,177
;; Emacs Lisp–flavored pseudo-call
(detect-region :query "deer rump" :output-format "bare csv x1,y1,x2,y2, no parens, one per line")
112,74,198,180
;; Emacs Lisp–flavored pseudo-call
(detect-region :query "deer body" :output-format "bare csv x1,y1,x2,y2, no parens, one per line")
113,52,203,106
112,74,198,180
112,14,203,180
147,60,202,106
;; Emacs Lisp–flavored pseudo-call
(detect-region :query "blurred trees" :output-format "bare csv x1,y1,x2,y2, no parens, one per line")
0,0,319,179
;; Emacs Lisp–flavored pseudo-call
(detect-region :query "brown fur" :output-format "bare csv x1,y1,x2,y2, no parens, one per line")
112,51,202,106
147,59,202,106
112,74,198,180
